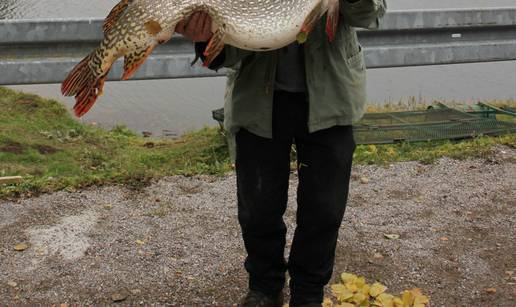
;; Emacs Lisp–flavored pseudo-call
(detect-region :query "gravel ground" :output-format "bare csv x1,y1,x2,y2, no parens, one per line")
0,146,515,306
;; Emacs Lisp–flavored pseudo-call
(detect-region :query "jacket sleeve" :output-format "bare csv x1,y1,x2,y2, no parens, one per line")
340,0,387,29
194,42,253,70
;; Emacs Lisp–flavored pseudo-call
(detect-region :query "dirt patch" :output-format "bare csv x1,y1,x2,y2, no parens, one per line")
0,150,514,306
0,140,26,154
0,141,59,155
16,97,39,111
142,142,155,148
31,144,59,155
27,210,98,261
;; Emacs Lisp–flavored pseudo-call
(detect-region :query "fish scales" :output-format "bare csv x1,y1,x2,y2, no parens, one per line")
62,0,339,117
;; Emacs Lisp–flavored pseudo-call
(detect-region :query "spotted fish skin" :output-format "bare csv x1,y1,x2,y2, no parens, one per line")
61,0,339,117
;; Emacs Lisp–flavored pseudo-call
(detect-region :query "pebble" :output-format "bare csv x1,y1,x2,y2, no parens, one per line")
373,253,384,260
111,291,129,302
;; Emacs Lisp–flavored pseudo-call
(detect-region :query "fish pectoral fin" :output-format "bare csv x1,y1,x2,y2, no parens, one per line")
122,46,155,80
203,28,226,68
325,0,340,42
297,1,324,44
103,0,131,34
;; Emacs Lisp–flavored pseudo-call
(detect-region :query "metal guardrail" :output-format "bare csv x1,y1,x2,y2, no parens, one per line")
1,8,515,85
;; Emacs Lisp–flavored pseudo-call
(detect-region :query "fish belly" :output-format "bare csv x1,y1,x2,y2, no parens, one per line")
218,0,321,51
225,26,301,51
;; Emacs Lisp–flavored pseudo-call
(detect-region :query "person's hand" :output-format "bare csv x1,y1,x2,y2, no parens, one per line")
175,12,213,42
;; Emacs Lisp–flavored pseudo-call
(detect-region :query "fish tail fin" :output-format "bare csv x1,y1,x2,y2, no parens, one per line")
61,50,107,117
203,28,226,68
325,0,340,42
122,45,155,80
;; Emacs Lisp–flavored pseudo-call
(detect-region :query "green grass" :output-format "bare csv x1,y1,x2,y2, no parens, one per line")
0,87,231,198
0,87,514,199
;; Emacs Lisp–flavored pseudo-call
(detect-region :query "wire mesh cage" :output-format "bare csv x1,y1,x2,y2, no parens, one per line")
212,103,516,145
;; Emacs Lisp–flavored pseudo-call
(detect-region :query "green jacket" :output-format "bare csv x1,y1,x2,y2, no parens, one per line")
207,0,387,139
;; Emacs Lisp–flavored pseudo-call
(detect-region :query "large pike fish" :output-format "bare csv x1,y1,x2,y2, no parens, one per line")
61,0,340,117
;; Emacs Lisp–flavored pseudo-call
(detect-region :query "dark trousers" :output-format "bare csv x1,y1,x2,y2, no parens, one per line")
235,91,356,305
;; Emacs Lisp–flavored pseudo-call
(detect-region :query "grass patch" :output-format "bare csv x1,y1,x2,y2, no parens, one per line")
0,87,231,198
353,135,515,165
0,87,514,199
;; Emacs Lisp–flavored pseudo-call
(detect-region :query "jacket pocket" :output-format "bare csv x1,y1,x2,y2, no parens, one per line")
345,45,364,69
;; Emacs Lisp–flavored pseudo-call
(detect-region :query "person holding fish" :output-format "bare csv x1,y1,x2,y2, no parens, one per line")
61,0,387,306
176,1,387,306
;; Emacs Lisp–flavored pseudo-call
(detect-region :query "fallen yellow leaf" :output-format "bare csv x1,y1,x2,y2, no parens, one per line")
402,290,414,306
414,294,429,305
355,277,366,288
331,284,347,297
338,289,354,302
361,284,371,296
370,282,388,297
392,297,404,307
376,293,394,307
322,298,334,307
341,273,358,284
485,287,497,294
135,240,145,245
14,243,29,251
351,292,367,304
345,282,359,293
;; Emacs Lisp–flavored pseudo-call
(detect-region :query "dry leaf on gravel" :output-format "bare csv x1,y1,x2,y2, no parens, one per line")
135,239,145,245
322,298,333,307
14,243,29,251
370,282,388,297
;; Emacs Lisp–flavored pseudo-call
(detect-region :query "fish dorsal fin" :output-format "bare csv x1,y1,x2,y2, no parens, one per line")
103,0,132,34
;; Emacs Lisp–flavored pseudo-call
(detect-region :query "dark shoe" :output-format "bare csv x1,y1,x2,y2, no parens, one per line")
290,303,321,307
240,290,284,307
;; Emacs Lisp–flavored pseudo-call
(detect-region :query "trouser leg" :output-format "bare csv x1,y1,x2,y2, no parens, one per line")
288,125,356,305
235,93,296,295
